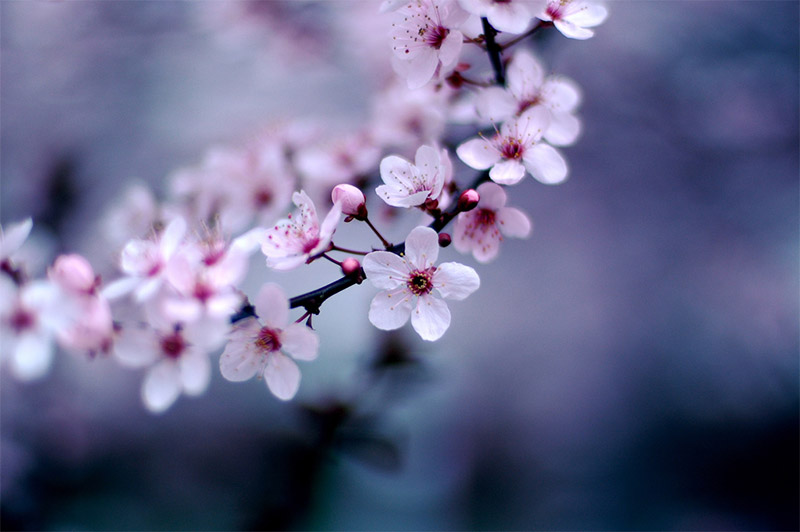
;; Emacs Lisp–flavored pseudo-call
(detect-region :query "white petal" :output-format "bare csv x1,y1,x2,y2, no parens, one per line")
410,295,451,341
567,3,608,27
254,283,289,328
554,19,594,39
380,155,415,189
476,182,507,210
264,352,301,401
0,218,32,259
523,143,568,184
489,159,526,185
456,137,500,170
363,251,408,290
368,289,413,331
102,276,139,300
497,207,533,238
434,262,480,300
160,217,187,260
319,201,342,241
438,30,463,68
113,326,159,368
376,186,431,208
471,232,501,263
134,277,163,302
487,2,535,34
405,48,439,89
280,324,319,361
142,361,182,413
179,350,211,396
219,337,261,383
544,112,581,147
267,254,308,271
541,77,582,112
507,50,545,99
11,333,53,381
475,87,517,122
403,226,439,269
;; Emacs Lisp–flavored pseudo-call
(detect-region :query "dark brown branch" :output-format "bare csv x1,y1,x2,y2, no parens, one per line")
481,17,505,86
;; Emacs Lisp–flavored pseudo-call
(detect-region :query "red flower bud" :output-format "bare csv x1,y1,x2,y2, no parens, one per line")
438,233,452,248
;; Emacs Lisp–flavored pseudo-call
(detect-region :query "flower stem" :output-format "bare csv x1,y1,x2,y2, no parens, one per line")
330,244,369,256
363,216,392,249
500,21,554,50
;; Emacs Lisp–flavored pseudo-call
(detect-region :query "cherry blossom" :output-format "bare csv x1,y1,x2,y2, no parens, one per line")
48,254,114,354
103,217,188,302
261,190,342,270
113,320,215,414
458,0,544,34
371,81,449,150
0,276,62,381
363,226,479,341
377,145,448,208
219,283,319,401
538,0,608,40
0,218,33,266
453,182,532,262
390,0,470,89
476,50,582,146
295,130,380,190
456,106,567,185
332,184,367,218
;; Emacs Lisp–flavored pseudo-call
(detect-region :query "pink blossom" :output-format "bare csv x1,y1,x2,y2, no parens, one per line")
538,0,608,40
295,130,380,189
376,145,447,208
453,182,532,262
113,321,215,413
476,50,583,146
0,276,62,381
363,226,479,341
0,218,33,265
458,0,544,34
103,217,188,302
390,0,470,89
219,283,319,401
371,81,449,150
261,191,342,270
331,184,367,217
456,106,567,185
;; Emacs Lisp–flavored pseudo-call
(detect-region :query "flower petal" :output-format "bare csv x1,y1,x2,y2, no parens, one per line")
179,350,211,396
523,143,568,184
489,159,526,185
219,335,261,383
456,137,500,170
280,324,319,361
410,295,451,341
264,352,301,401
554,19,594,39
434,262,480,300
403,226,439,269
497,206,533,238
544,111,581,147
254,283,289,328
368,288,413,331
363,251,409,290
11,333,53,381
0,218,33,259
476,182,507,211
142,360,182,413
475,87,517,122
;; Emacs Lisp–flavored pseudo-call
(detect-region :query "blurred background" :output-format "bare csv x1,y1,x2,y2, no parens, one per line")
1,1,797,530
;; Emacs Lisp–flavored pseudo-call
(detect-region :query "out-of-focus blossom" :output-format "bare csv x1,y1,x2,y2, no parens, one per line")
453,182,532,262
476,50,582,146
220,283,319,401
390,0,470,89
48,254,114,354
371,81,449,150
363,226,479,341
113,319,216,414
101,183,160,247
377,145,447,208
103,217,188,302
458,0,544,34
456,107,567,185
538,0,607,40
295,130,380,190
261,191,342,270
169,143,294,235
0,276,63,381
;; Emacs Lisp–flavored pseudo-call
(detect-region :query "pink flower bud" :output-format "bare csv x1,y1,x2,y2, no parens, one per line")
341,257,361,276
332,184,367,218
49,254,97,294
457,189,480,212
438,233,452,248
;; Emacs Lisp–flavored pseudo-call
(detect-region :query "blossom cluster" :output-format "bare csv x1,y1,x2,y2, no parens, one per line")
1,0,606,413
